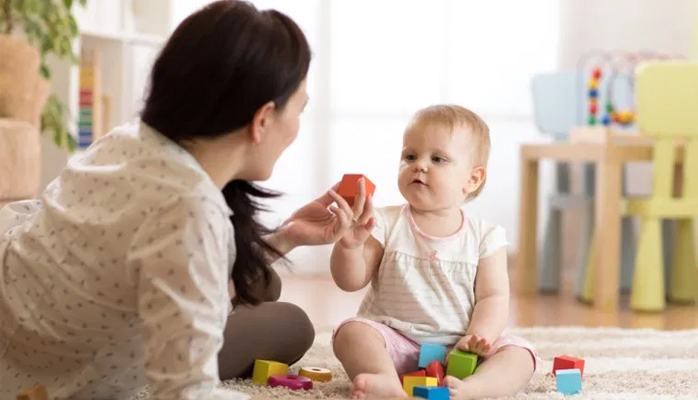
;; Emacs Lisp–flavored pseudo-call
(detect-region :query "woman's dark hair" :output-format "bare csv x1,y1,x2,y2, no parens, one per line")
140,0,311,306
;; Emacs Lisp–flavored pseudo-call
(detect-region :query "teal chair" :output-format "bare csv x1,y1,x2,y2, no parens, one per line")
530,70,664,298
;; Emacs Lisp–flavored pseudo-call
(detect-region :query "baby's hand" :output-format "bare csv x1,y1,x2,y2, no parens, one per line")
455,334,492,356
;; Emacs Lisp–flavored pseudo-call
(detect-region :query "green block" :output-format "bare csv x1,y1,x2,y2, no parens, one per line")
445,349,478,379
587,115,596,125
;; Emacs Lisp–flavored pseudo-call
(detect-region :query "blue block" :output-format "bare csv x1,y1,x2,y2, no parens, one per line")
413,386,449,400
418,343,447,368
556,369,582,395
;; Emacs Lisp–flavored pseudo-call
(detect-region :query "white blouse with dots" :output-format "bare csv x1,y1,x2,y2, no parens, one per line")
0,123,249,400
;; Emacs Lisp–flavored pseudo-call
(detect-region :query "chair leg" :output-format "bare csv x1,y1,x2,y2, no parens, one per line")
630,218,666,311
619,216,637,293
668,218,698,303
539,208,562,293
575,201,595,302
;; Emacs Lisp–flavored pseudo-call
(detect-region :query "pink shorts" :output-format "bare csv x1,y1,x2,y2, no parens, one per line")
332,318,540,375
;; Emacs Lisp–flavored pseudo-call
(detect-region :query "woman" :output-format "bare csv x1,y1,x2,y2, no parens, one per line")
0,1,367,399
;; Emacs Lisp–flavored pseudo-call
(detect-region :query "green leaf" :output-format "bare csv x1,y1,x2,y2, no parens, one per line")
63,0,73,9
40,63,50,79
67,14,77,35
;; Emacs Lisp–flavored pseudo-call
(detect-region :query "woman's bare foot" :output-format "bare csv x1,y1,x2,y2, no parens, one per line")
444,376,475,400
351,373,407,399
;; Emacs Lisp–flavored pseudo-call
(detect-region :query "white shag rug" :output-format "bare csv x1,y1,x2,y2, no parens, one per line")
143,327,698,399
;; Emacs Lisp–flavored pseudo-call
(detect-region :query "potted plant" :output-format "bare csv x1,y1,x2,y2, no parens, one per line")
0,0,86,203
0,0,87,151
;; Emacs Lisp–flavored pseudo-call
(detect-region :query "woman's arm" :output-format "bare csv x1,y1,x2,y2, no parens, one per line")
465,247,509,344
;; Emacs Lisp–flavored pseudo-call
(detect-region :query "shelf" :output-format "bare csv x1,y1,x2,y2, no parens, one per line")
81,28,165,47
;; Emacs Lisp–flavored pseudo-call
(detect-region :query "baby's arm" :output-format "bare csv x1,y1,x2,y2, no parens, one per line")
330,235,384,292
465,246,509,344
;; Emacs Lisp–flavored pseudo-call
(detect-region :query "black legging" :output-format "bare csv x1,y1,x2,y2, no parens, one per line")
218,269,315,379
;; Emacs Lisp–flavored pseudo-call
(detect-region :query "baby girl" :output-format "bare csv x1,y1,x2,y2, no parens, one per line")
330,105,538,400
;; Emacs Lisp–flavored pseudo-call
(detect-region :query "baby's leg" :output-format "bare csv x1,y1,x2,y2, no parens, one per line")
333,320,409,399
444,336,537,400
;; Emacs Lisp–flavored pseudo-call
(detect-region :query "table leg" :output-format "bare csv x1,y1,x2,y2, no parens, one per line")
594,159,622,311
516,154,539,295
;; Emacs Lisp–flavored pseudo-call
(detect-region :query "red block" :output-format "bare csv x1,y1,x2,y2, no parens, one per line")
425,361,445,386
337,174,376,206
399,369,426,385
552,356,585,377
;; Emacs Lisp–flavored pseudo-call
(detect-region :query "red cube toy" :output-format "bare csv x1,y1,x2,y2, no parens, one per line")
426,361,445,386
552,355,585,377
337,174,376,206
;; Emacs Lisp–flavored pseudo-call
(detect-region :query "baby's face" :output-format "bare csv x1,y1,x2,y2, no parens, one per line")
398,120,478,211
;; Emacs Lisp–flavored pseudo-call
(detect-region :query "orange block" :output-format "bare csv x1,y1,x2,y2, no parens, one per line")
337,174,376,206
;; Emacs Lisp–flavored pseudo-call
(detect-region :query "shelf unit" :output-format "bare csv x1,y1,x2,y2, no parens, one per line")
47,0,214,151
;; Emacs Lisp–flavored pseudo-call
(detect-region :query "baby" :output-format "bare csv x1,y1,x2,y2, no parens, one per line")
330,105,539,400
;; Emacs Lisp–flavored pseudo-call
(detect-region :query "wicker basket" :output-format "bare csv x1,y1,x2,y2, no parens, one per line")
0,118,41,201
0,35,48,127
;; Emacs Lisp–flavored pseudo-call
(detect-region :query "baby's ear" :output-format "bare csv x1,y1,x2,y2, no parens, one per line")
463,166,486,194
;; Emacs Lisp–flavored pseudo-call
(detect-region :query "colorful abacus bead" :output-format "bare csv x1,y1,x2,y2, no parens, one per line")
602,115,611,125
592,68,602,79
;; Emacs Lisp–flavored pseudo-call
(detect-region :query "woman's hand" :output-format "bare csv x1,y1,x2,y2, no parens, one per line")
279,178,374,249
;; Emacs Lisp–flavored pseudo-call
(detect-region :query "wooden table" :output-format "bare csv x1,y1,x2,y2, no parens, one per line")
516,139,684,311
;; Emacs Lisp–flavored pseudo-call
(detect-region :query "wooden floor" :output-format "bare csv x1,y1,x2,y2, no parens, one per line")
278,274,698,331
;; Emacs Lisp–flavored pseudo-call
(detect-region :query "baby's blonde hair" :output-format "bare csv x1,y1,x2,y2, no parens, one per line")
411,104,491,200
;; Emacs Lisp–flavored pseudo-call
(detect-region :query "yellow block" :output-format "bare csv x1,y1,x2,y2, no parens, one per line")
403,376,437,397
299,366,332,382
252,359,288,384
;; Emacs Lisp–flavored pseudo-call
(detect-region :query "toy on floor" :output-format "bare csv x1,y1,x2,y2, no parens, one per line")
445,348,478,379
252,360,331,390
337,174,376,206
403,376,438,397
425,361,445,386
17,384,48,400
418,343,447,368
400,343,478,397
299,366,332,382
552,355,585,377
268,374,314,390
556,369,582,395
252,359,289,384
413,386,450,400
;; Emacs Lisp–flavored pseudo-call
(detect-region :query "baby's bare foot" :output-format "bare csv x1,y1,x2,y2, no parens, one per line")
444,376,473,400
351,373,406,399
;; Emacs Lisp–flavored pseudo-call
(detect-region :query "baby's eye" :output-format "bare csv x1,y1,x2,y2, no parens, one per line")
431,155,446,163
404,154,417,161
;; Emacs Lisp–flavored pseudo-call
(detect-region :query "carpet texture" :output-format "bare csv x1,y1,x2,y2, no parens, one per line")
141,327,698,399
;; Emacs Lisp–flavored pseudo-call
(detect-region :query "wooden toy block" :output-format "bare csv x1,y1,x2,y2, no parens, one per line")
425,361,445,386
400,369,426,384
267,374,313,390
413,386,449,400
337,174,376,206
17,384,48,400
252,359,288,384
299,366,332,382
552,355,585,377
403,376,438,397
445,349,478,379
418,343,447,368
556,369,582,395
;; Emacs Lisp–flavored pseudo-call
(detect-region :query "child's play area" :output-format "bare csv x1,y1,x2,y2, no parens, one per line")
1,1,697,400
